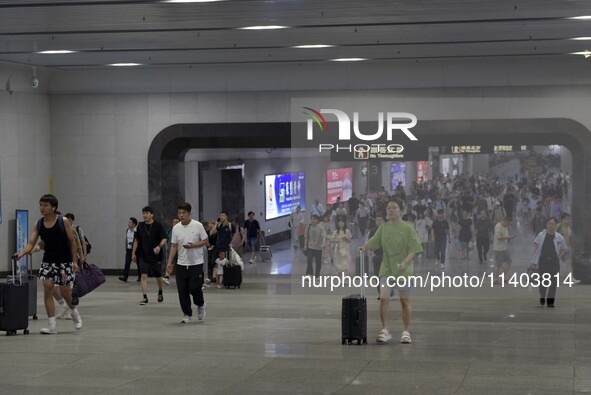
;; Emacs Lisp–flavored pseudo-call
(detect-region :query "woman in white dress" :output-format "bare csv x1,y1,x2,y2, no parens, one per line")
332,219,352,273
321,214,334,267
414,212,433,260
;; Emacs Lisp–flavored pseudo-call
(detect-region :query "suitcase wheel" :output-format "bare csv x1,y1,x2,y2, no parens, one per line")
24,329,29,335
33,315,38,320
342,339,346,345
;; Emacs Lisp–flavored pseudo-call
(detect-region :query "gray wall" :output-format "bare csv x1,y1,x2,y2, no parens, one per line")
2,74,591,270
0,92,51,268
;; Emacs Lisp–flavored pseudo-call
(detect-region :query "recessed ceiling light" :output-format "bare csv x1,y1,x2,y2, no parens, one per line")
37,50,76,54
292,44,335,49
329,58,368,62
238,25,290,30
570,50,591,58
568,16,591,20
571,37,591,40
162,0,226,3
108,63,143,66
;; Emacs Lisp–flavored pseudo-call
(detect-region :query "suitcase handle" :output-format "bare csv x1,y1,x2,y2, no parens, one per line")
359,249,365,299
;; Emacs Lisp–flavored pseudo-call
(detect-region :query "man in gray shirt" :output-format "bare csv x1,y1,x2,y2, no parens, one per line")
304,215,326,278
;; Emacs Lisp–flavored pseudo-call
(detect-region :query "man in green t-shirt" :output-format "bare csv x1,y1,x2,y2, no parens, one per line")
363,199,422,344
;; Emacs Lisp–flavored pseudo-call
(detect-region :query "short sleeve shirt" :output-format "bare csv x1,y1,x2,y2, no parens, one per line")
493,222,509,251
171,219,208,266
432,219,450,240
366,221,423,278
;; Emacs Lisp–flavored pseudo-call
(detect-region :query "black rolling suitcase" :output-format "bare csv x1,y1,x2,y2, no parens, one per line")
8,256,37,320
0,258,30,336
342,250,367,345
223,264,242,289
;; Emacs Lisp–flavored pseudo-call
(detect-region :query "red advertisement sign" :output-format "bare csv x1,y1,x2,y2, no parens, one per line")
326,168,353,205
416,161,429,183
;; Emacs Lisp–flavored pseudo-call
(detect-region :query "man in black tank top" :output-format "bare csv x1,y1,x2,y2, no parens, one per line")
14,194,83,335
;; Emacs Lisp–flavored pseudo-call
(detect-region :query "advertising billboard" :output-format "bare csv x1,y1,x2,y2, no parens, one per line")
265,172,306,220
390,162,406,190
326,168,353,204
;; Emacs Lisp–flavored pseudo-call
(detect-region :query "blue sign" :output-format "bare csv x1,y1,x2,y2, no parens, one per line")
15,210,29,275
265,172,306,220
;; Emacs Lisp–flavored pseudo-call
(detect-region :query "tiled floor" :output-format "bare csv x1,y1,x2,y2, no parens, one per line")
1,233,590,394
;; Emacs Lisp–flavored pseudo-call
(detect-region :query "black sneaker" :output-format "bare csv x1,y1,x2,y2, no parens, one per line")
157,292,163,303
140,297,148,305
118,276,127,282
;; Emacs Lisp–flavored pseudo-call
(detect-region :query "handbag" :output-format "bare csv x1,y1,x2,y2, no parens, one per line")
229,246,244,269
73,262,106,297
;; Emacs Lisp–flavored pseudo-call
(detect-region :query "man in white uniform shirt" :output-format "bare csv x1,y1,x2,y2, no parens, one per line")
166,202,209,323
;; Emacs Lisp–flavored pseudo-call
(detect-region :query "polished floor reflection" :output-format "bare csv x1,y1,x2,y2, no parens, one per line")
0,235,590,394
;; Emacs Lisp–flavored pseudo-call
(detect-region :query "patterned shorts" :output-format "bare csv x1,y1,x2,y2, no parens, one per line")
39,262,74,285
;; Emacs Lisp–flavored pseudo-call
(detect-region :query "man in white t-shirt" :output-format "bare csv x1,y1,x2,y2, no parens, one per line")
492,217,515,284
166,202,209,323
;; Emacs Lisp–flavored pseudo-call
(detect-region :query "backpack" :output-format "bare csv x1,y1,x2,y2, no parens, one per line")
76,226,92,254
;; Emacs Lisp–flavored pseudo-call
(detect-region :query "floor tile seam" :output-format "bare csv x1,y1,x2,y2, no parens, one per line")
450,358,474,395
462,361,575,379
333,359,373,394
212,357,279,394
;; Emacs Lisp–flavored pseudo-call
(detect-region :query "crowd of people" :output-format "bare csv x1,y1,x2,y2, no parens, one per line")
14,168,577,342
292,169,578,343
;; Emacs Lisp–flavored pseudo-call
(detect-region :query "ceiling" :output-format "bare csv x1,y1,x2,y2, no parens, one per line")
2,0,591,71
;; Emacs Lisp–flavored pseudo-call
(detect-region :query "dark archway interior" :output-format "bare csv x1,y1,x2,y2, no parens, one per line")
148,119,591,269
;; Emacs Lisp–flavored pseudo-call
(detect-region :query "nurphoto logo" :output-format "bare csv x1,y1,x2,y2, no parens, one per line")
303,107,418,154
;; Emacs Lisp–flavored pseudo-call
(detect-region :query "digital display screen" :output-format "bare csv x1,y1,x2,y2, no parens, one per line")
326,168,353,204
265,172,306,220
417,161,429,183
390,162,406,190
15,210,28,273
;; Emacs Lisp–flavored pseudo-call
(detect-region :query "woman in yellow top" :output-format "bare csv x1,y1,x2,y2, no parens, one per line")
363,199,423,344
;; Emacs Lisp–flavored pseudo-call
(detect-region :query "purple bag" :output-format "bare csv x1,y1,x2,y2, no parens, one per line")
73,263,106,297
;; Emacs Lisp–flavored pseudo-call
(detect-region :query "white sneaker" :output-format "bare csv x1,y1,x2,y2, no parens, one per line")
376,329,392,343
56,304,70,319
401,331,412,344
162,276,170,285
573,278,582,285
40,325,58,335
71,309,83,330
197,304,206,320
181,315,193,324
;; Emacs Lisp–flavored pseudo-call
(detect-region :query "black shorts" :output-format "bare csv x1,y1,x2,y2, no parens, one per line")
138,257,163,278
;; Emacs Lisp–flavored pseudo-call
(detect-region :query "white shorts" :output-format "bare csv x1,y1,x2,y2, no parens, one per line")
379,276,413,298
